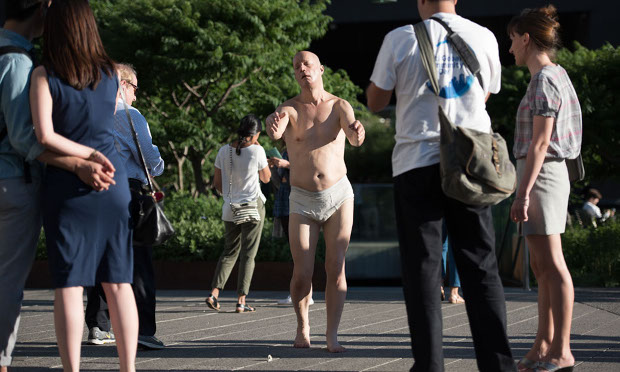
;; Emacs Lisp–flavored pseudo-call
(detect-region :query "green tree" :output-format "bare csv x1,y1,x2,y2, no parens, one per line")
92,0,365,195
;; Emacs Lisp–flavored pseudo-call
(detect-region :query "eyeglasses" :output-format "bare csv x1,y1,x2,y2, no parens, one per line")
124,80,138,91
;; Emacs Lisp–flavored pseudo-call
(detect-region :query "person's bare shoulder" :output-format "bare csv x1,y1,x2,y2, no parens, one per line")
334,96,354,115
279,97,301,120
31,65,48,80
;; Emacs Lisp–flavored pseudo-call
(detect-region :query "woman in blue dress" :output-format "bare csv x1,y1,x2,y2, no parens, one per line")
29,1,138,370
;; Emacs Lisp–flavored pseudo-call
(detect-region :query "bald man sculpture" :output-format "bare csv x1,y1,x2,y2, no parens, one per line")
267,51,365,352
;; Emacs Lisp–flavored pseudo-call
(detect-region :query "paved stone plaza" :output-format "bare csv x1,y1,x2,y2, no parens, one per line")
10,287,620,371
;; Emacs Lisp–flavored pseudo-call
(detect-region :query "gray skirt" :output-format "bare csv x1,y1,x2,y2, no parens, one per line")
517,158,570,236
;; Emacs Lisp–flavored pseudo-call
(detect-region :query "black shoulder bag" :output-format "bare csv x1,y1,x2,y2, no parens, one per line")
119,90,175,246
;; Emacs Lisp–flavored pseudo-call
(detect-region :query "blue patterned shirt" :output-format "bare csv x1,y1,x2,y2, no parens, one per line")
113,99,164,184
0,29,45,180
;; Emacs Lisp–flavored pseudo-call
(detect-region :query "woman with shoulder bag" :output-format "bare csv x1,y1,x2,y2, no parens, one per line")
205,114,271,313
508,5,582,372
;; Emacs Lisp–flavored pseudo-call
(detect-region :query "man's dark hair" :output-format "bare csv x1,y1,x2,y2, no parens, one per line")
5,0,44,21
586,188,602,200
235,114,262,155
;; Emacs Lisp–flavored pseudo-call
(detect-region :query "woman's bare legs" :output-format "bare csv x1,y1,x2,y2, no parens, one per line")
102,282,138,372
54,286,84,371
525,234,575,370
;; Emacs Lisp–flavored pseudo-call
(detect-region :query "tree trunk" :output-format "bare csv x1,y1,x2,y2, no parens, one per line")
189,150,208,196
168,141,188,192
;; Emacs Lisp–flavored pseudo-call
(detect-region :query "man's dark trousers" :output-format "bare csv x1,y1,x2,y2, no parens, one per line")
129,179,157,337
85,284,110,332
85,246,156,337
132,243,157,337
394,164,515,372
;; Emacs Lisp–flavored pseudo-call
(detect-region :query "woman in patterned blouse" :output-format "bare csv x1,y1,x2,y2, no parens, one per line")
508,5,582,372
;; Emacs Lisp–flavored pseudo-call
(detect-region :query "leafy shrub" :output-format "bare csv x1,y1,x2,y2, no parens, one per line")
35,191,320,262
155,191,225,261
159,191,326,262
563,218,620,287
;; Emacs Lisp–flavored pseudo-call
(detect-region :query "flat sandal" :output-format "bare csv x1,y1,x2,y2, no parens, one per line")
236,303,255,313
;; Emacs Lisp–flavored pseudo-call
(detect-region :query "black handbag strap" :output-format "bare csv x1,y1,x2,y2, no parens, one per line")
119,88,155,194
428,17,484,91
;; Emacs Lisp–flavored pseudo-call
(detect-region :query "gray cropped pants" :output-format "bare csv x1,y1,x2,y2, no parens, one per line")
211,199,265,296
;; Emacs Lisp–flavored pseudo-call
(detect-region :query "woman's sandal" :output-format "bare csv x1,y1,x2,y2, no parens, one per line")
535,362,574,372
236,303,256,313
205,295,220,311
517,357,539,370
440,286,445,301
448,294,465,304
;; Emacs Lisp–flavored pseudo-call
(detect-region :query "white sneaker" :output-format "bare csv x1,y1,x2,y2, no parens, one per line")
278,295,292,305
277,295,315,305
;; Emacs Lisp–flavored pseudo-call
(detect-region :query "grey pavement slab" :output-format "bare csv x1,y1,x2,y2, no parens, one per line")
9,287,620,371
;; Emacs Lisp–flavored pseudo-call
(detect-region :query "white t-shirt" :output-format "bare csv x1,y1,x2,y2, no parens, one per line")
582,201,602,219
370,12,502,177
215,144,268,222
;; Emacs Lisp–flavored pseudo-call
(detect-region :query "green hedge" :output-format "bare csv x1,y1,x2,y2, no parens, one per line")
36,191,326,263
563,218,620,287
158,191,303,262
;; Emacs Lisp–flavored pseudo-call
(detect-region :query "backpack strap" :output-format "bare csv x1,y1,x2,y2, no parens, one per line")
428,16,484,91
0,45,37,66
413,22,440,96
414,20,496,135
0,46,35,142
0,45,36,183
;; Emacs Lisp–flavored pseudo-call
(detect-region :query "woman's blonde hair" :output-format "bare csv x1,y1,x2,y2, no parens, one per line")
117,63,137,82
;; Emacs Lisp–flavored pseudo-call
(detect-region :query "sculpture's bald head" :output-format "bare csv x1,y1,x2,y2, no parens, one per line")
293,51,324,88
293,51,321,66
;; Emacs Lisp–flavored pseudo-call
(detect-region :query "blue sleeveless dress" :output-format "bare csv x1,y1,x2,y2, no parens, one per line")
43,70,133,288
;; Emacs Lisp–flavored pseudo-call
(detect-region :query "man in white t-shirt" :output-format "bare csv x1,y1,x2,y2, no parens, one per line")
367,1,515,371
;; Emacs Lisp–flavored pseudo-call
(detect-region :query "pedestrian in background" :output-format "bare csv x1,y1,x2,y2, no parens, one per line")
205,114,270,313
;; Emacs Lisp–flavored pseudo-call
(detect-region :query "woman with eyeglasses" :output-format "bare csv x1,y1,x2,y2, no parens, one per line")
29,0,138,370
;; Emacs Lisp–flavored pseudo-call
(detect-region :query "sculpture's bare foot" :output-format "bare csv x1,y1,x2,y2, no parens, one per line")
294,325,311,348
327,339,346,353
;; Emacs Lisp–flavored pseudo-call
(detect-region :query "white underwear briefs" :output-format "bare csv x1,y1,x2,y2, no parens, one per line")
289,176,354,223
